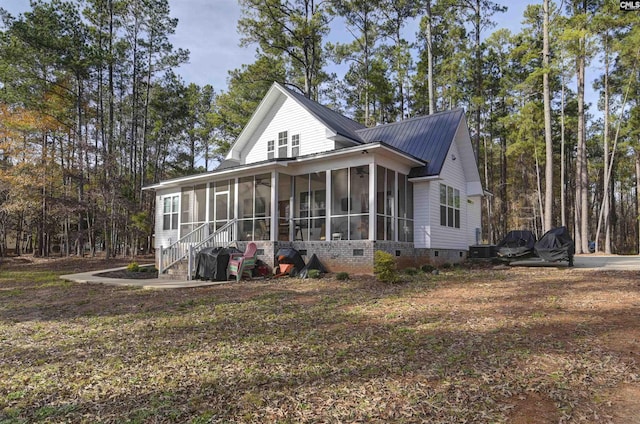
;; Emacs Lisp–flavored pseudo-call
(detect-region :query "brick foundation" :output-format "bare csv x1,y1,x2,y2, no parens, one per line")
158,240,469,276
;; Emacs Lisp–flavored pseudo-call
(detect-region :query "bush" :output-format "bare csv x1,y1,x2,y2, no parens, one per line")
441,262,452,270
307,269,322,279
336,272,350,281
421,264,435,273
403,267,419,276
374,251,398,283
126,262,140,272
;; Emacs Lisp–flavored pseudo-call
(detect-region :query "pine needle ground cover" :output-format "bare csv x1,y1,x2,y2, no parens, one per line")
1,257,639,423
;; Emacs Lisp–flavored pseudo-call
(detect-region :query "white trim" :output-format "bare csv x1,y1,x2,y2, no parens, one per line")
408,175,441,182
144,143,424,191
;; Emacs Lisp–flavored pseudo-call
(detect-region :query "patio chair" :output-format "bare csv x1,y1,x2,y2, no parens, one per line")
227,242,258,281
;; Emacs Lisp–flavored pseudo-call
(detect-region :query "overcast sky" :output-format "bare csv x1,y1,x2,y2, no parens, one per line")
1,0,535,93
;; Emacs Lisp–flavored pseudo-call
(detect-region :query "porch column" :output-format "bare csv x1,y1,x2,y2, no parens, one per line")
271,171,278,241
369,163,376,240
233,177,239,240
325,171,331,241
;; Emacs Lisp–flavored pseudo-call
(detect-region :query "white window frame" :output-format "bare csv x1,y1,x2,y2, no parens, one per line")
278,131,288,157
162,195,179,230
440,183,460,228
291,134,300,157
267,139,275,159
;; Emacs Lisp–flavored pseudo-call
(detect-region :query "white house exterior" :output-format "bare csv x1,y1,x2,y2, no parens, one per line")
145,82,483,276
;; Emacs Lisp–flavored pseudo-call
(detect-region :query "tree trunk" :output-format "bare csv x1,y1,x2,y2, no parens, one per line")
542,0,553,233
425,0,435,115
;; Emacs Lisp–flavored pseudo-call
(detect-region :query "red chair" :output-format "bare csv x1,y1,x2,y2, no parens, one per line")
227,242,258,281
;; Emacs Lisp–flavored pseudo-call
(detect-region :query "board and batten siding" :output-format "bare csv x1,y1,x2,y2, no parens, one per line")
243,95,335,165
154,187,181,250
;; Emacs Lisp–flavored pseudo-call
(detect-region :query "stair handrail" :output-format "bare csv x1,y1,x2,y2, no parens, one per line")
159,222,209,274
186,219,237,280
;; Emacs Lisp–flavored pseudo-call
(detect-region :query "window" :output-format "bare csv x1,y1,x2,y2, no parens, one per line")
278,131,288,157
162,195,179,230
267,140,274,159
291,134,300,157
440,183,460,228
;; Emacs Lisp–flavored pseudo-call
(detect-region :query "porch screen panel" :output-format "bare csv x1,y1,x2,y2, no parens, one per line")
350,166,369,240
254,173,271,240
195,184,206,224
398,173,414,242
331,168,349,239
278,174,292,241
376,166,395,241
294,175,309,241
180,188,192,235
238,177,254,241
331,167,369,240
309,172,326,241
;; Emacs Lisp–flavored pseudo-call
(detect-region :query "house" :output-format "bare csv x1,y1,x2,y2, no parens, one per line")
144,82,483,278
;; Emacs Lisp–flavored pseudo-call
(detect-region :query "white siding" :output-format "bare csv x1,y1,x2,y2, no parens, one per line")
467,195,482,245
425,139,470,251
243,95,335,164
154,188,180,249
413,181,432,248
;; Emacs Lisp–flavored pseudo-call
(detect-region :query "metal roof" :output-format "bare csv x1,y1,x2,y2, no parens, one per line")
278,84,366,144
356,108,465,176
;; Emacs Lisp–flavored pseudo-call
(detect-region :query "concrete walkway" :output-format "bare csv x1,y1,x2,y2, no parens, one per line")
510,254,640,270
61,254,640,290
60,265,231,289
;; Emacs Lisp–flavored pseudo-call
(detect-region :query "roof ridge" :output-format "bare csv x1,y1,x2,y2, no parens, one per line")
275,82,366,130
356,108,464,133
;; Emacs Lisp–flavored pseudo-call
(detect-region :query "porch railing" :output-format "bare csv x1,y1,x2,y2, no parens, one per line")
185,219,237,280
159,220,236,278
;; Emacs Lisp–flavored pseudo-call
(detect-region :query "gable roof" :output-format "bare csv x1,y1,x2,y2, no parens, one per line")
356,108,466,177
276,84,467,177
225,82,470,178
278,84,366,144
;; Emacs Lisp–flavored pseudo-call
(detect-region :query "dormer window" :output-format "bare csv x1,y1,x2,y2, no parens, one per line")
267,140,274,159
292,134,300,157
278,131,288,157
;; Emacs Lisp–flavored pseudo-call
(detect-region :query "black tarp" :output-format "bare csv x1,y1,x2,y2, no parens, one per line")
535,226,575,265
275,247,306,276
497,230,536,259
195,246,241,281
299,254,327,278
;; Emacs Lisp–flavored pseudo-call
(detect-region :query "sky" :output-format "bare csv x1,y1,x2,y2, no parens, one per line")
2,0,531,92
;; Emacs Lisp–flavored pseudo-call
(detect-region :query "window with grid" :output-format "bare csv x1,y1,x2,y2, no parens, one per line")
440,184,460,228
267,140,274,159
162,195,179,230
278,131,288,157
291,134,300,157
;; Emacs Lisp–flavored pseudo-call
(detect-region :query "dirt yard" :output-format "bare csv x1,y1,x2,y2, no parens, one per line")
0,256,638,423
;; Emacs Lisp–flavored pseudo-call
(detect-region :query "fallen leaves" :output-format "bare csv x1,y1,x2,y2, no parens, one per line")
0,261,639,423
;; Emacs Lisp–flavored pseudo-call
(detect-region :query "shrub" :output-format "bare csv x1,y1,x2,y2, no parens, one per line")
336,272,350,281
374,251,398,283
126,262,140,272
441,262,452,270
403,267,419,276
421,264,435,273
307,269,322,279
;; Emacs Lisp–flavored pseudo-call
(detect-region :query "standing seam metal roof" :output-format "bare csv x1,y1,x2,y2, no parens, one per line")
277,84,465,177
